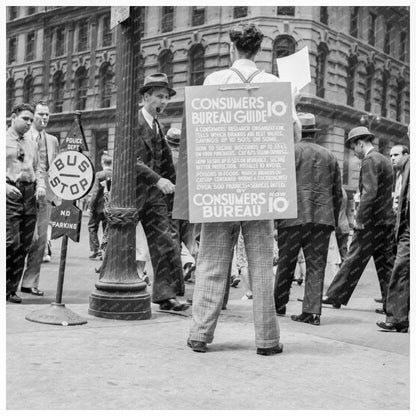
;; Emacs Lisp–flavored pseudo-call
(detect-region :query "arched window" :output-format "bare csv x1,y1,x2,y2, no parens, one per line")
346,54,358,107
7,78,15,115
364,62,375,112
23,74,34,104
381,69,390,117
316,43,328,98
75,66,88,110
99,62,113,108
396,77,406,122
52,71,65,113
158,49,174,86
272,35,296,76
189,44,205,86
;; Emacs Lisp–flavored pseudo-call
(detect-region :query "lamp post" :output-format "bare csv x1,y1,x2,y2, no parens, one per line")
359,113,381,131
88,7,151,320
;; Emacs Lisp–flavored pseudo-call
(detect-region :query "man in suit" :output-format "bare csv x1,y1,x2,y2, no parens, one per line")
6,103,37,303
390,144,409,215
377,149,409,332
21,101,60,296
88,152,113,260
323,126,395,312
136,73,187,311
274,113,343,325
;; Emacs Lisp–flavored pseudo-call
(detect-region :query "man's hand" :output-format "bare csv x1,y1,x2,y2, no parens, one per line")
156,178,175,194
36,187,46,200
6,184,22,200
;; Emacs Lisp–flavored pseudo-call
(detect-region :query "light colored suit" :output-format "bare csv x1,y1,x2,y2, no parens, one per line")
21,127,60,289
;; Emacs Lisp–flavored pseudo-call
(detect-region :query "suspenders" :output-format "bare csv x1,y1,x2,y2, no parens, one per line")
229,67,261,83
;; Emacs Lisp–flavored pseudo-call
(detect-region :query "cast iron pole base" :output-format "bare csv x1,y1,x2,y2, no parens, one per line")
25,302,87,326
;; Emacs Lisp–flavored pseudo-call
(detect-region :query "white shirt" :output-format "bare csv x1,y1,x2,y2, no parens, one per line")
141,107,160,133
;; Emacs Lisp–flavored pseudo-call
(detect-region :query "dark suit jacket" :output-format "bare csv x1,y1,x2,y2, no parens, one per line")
278,138,343,229
136,110,176,211
89,168,112,214
356,148,395,227
395,155,409,240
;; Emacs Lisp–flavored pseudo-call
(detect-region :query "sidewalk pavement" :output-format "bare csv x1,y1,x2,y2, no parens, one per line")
6,217,410,410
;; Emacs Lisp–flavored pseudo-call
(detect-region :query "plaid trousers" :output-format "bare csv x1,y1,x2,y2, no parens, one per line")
189,220,280,348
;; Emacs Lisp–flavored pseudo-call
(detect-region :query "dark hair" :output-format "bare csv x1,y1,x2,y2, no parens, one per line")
392,144,410,155
11,103,35,117
229,23,264,57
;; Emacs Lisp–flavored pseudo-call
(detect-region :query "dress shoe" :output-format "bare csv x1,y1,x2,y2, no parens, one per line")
230,275,240,288
375,308,386,315
291,312,320,325
322,296,341,309
21,287,44,296
159,298,190,312
89,252,102,260
256,343,283,356
376,321,408,333
183,263,196,281
275,305,286,316
7,293,22,303
187,338,207,353
374,297,383,303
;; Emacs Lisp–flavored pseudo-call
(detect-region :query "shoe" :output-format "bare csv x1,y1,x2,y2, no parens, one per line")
89,252,102,260
183,263,196,281
256,343,283,356
376,321,408,333
42,255,51,263
159,298,190,312
187,338,207,353
95,267,101,274
322,296,341,309
21,287,44,296
186,298,193,305
375,308,386,315
242,293,253,300
374,297,383,303
291,312,320,325
230,275,240,287
7,293,22,304
276,305,286,316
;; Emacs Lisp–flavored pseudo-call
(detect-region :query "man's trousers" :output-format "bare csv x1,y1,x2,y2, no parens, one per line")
189,220,280,349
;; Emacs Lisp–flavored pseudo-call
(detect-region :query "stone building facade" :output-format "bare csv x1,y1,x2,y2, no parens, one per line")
6,5,410,214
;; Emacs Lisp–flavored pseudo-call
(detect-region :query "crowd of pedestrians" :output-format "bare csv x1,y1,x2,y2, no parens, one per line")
6,22,409,356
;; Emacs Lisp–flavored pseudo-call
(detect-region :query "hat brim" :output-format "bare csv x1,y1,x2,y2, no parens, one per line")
140,83,176,97
166,138,180,146
345,132,375,148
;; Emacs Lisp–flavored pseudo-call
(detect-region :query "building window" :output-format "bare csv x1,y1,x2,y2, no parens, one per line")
26,31,36,62
9,6,18,21
55,27,66,57
7,78,15,115
192,7,205,26
350,7,359,38
161,7,174,33
78,19,89,52
384,22,391,54
75,66,88,110
23,75,34,104
396,77,406,122
8,37,17,65
234,7,248,19
52,71,65,113
316,44,328,98
364,62,375,112
368,13,376,46
189,44,205,86
99,62,113,108
272,35,296,76
320,7,328,25
381,69,390,118
27,6,36,15
346,54,358,106
102,15,113,47
277,7,295,16
158,49,174,86
399,31,407,61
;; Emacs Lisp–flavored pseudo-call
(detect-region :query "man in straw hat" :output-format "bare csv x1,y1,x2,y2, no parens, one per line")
274,113,343,325
136,73,188,312
322,126,395,312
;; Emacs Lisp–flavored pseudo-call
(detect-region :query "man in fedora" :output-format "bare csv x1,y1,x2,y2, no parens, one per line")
323,126,395,312
136,73,187,311
274,112,343,325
